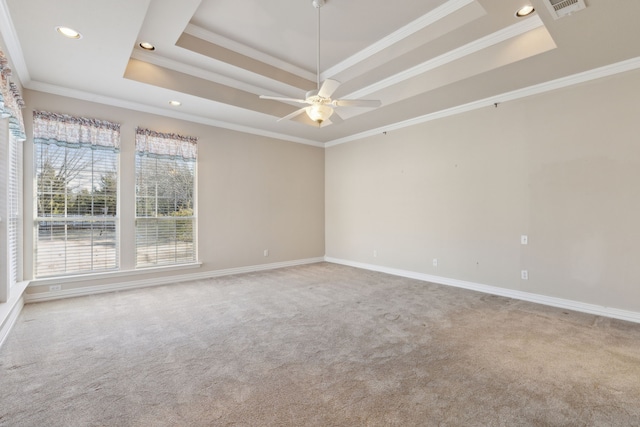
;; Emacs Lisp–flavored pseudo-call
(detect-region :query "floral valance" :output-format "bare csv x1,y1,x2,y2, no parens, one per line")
33,110,120,151
135,127,197,161
0,49,26,141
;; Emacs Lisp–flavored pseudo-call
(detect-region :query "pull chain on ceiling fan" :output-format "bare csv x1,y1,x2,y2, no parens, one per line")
259,0,381,127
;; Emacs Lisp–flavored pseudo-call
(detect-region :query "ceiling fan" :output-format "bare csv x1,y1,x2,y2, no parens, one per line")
259,0,382,127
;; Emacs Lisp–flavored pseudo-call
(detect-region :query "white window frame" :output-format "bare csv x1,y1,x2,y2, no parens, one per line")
0,119,10,302
135,128,197,268
32,111,120,278
8,121,22,288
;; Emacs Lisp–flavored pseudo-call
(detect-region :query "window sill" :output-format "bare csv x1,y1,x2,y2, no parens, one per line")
28,262,202,287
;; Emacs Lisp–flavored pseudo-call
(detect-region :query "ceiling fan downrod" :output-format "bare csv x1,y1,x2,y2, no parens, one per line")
312,0,324,91
258,0,381,127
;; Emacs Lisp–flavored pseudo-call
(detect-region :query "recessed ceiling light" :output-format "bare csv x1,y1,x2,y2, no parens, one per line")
515,5,535,17
56,26,82,39
169,100,182,107
139,42,156,51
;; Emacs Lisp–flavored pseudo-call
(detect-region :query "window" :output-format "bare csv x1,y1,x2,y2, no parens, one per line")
135,128,197,267
33,111,120,277
0,119,22,301
0,50,26,301
7,124,23,287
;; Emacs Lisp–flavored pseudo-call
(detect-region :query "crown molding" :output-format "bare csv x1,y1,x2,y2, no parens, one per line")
24,55,640,150
322,0,476,80
131,50,304,99
325,56,640,147
184,0,477,86
344,14,544,100
185,23,317,82
25,80,324,147
0,0,30,86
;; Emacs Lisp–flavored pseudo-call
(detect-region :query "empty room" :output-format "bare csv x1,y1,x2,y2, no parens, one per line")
1,0,640,425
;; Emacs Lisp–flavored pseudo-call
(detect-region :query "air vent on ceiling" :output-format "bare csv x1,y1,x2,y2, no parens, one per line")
544,0,587,19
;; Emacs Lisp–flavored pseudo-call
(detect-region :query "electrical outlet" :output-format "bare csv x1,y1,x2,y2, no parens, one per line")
521,235,528,245
432,258,438,267
521,270,528,280
49,285,62,292
373,250,377,258
263,249,269,257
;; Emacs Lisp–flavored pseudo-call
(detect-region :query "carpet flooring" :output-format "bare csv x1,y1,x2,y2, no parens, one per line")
1,262,640,426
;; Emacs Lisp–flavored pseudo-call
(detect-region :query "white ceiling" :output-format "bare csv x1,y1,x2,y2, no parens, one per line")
1,0,640,146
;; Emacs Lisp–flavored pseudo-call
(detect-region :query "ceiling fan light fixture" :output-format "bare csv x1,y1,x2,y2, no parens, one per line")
306,104,333,124
258,0,380,127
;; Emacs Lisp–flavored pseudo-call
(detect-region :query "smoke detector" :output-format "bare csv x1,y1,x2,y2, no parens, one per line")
544,0,587,19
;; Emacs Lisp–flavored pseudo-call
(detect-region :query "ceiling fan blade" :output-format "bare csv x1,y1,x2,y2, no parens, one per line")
318,79,341,99
260,95,307,104
328,111,343,124
332,99,382,108
277,107,307,122
318,112,343,127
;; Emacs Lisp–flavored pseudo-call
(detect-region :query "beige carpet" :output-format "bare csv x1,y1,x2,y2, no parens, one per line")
1,262,639,426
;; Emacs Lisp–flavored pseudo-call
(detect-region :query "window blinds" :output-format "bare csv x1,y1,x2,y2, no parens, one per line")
8,128,22,286
33,111,120,277
135,128,197,267
0,48,25,300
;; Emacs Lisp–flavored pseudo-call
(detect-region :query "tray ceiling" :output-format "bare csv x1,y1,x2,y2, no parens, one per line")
2,0,639,146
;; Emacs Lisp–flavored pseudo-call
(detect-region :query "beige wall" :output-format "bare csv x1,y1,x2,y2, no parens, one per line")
326,69,640,312
24,91,325,294
19,69,640,312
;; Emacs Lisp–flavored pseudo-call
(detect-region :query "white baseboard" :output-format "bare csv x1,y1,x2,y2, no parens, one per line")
325,257,640,324
23,255,640,324
0,297,24,349
0,281,29,349
24,257,325,303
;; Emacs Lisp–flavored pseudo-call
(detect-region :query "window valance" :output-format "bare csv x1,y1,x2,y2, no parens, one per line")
33,110,120,151
135,127,197,161
0,50,26,141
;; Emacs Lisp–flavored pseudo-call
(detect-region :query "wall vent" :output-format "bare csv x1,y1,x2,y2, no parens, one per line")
544,0,587,19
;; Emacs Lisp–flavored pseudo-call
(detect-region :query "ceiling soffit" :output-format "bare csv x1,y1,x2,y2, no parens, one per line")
128,0,554,125
3,0,640,144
